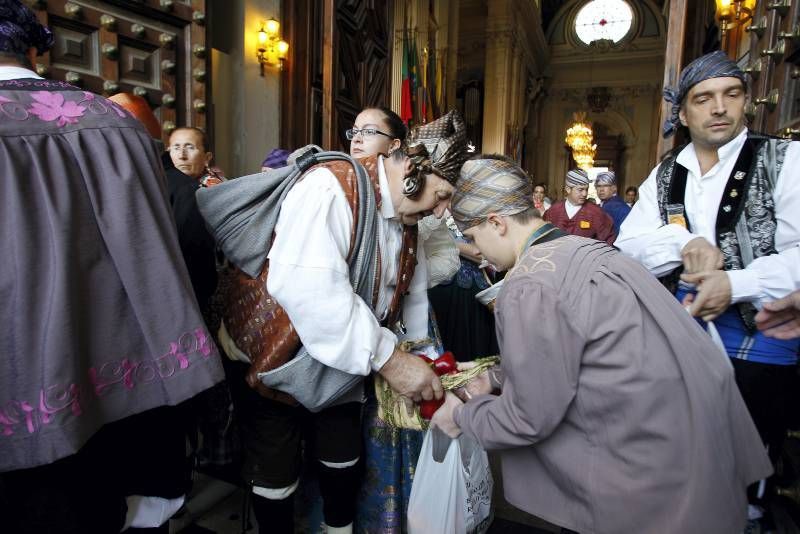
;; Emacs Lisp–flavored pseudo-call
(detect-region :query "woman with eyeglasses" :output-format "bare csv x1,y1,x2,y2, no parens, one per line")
336,108,460,534
346,107,406,158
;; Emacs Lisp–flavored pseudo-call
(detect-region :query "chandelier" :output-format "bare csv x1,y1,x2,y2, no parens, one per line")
573,143,597,169
565,112,592,147
565,112,596,170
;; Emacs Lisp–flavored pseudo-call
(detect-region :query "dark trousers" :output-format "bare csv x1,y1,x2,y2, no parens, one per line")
228,362,363,529
0,405,190,534
731,358,798,507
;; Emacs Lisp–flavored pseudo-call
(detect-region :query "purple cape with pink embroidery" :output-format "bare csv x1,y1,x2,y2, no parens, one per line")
0,78,223,472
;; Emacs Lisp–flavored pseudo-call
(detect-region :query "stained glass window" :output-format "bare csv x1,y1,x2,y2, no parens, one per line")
574,0,634,45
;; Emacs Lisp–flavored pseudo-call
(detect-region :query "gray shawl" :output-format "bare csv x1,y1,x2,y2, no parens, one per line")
196,147,380,410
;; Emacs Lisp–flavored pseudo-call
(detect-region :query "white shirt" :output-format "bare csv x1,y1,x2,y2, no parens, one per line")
565,199,582,219
418,214,459,288
617,128,800,307
266,156,430,376
0,65,42,81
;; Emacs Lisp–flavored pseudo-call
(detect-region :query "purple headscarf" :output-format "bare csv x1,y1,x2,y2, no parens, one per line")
0,0,54,55
261,148,291,169
662,50,746,138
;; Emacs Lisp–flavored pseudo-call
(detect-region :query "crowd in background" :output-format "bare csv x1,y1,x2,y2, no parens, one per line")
2,3,800,534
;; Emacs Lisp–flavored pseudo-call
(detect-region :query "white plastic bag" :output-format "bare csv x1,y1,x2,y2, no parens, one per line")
408,428,493,534
683,305,733,370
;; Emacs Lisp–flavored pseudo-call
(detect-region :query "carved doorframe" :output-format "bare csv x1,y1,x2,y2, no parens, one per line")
281,0,392,152
28,0,209,146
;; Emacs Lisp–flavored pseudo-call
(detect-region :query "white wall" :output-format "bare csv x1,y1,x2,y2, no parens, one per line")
212,0,281,178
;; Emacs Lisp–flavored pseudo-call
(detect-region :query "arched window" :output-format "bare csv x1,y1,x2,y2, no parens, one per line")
574,0,635,45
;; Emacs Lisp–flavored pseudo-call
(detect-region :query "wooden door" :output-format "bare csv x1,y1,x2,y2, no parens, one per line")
28,0,208,146
330,0,392,151
746,0,800,137
281,0,392,152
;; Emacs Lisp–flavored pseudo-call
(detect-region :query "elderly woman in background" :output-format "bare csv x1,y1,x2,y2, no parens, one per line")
338,107,462,533
168,126,226,187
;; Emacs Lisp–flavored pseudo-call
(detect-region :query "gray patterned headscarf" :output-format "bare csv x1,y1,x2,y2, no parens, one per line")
451,158,533,231
662,50,746,138
404,110,469,197
0,0,54,55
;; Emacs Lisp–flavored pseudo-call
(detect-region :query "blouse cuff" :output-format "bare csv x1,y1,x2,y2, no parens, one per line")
727,269,761,305
370,327,398,372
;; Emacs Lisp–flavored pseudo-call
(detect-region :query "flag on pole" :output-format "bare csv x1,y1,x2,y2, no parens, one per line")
400,32,413,124
410,36,420,124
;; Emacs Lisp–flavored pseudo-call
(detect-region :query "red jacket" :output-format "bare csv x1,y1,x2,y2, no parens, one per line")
543,201,616,245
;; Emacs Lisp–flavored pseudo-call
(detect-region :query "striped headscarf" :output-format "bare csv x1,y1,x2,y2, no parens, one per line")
565,168,589,187
595,171,616,185
451,158,533,231
662,50,746,138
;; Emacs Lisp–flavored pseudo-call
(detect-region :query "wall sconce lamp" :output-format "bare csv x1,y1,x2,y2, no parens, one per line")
715,0,757,36
257,18,289,76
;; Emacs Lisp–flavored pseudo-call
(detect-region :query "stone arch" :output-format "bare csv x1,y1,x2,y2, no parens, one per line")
586,108,637,149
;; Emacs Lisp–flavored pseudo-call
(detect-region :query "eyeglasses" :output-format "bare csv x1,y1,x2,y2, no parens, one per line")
169,143,200,154
345,127,394,141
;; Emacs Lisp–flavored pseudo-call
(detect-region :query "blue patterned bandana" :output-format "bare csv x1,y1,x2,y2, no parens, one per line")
662,50,745,138
595,171,616,185
0,0,54,56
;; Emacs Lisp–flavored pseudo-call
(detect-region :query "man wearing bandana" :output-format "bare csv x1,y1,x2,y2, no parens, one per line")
197,111,469,534
431,157,770,534
616,50,800,530
0,2,223,533
543,168,616,245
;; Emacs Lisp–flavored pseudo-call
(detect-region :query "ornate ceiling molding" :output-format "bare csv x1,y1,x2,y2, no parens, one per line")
548,84,661,109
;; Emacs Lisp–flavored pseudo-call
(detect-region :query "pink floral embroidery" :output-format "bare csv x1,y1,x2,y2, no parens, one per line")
0,95,30,121
28,91,86,126
0,327,216,437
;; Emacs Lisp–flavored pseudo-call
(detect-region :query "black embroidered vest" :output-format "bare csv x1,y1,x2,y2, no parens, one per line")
654,132,790,333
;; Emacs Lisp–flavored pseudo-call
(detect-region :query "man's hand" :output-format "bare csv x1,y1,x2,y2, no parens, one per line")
430,392,463,439
681,237,724,274
680,270,732,321
379,348,444,403
756,290,800,340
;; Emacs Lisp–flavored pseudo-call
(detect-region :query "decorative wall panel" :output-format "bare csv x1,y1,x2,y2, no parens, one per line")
28,0,208,145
